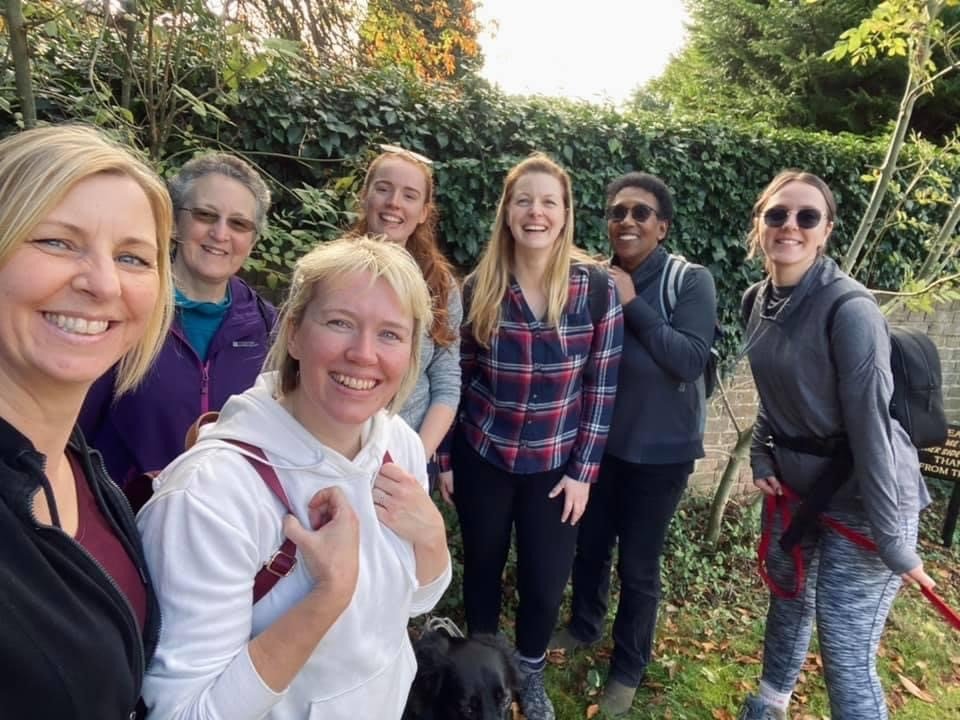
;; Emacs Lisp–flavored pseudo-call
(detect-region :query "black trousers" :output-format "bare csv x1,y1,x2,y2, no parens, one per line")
568,454,691,686
451,431,579,659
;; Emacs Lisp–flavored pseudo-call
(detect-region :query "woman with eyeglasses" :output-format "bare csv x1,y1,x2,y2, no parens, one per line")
442,153,623,720
80,153,276,491
736,170,933,720
351,145,461,475
551,172,717,717
0,124,171,719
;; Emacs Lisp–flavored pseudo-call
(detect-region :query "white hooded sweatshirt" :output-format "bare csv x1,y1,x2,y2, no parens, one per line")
138,373,451,720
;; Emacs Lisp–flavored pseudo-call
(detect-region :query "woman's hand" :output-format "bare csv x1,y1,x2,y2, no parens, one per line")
374,462,446,547
753,475,783,496
282,486,360,609
609,266,636,304
548,475,590,525
438,470,454,506
902,563,936,589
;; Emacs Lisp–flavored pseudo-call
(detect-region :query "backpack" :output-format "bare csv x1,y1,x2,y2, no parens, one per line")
740,282,948,449
124,412,297,604
657,254,722,398
827,290,948,449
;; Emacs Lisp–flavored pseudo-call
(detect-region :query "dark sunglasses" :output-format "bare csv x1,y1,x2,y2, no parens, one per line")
762,206,823,229
606,203,659,223
180,207,257,234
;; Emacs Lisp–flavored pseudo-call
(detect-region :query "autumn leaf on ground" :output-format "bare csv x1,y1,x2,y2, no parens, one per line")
897,673,935,703
711,708,734,720
586,704,599,719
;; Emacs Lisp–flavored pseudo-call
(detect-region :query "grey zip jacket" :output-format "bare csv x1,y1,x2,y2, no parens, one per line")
743,256,929,574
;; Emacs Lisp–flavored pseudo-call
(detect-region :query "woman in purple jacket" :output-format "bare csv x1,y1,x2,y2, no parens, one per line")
80,153,276,487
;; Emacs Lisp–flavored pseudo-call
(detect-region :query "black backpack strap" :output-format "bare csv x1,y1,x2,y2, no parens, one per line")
585,264,610,326
461,275,475,318
740,281,763,330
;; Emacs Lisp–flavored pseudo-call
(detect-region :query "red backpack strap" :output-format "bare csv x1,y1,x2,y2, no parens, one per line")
223,440,298,604
758,492,806,600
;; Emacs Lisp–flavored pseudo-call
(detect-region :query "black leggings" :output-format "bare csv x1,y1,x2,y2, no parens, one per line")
451,431,579,658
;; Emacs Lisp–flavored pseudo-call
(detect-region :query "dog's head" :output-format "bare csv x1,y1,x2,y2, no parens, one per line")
403,631,518,720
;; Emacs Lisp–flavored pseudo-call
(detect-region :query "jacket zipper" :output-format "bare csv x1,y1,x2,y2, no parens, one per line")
200,361,211,414
22,452,147,703
171,323,211,415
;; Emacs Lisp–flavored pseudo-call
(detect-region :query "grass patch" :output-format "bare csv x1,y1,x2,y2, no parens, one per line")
536,482,960,719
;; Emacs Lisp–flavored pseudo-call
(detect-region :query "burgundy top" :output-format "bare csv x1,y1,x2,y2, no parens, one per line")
70,452,147,631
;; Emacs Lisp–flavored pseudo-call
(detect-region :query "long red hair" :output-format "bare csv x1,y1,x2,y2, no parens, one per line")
354,151,457,348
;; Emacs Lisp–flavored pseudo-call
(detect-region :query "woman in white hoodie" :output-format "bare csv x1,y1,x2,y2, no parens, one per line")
138,236,451,720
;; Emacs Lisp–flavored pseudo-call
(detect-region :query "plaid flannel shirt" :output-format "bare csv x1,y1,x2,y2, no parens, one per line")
441,266,623,484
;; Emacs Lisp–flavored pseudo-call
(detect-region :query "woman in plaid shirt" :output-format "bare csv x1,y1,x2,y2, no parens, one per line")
442,153,623,720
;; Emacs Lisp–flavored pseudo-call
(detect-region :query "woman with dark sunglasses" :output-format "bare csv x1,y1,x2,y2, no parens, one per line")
551,171,717,716
736,170,933,720
80,153,277,491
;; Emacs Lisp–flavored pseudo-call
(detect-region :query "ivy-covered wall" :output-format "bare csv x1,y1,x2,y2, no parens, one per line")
161,68,953,345
6,65,956,353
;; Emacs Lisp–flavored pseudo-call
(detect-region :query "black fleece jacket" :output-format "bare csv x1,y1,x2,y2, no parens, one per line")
0,416,159,719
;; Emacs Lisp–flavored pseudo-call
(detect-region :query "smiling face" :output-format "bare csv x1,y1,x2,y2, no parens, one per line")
285,270,414,454
361,155,430,246
758,180,833,286
608,186,669,272
506,171,566,257
0,173,159,396
173,173,258,300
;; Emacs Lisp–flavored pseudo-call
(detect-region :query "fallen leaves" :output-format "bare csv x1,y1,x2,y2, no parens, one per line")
897,673,935,703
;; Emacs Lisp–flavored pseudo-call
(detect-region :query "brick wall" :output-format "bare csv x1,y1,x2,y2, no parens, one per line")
689,300,960,495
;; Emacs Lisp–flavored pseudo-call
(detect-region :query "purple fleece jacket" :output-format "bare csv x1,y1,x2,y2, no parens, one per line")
80,276,276,487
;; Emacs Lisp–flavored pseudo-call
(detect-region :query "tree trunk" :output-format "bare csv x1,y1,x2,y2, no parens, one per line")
4,0,37,128
841,6,937,273
706,424,754,547
120,1,139,110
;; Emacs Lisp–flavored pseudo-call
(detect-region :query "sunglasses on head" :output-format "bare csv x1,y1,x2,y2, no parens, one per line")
606,203,659,223
762,206,823,229
181,207,257,234
379,143,434,167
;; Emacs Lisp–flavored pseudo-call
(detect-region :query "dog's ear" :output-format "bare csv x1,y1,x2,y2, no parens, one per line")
407,631,453,709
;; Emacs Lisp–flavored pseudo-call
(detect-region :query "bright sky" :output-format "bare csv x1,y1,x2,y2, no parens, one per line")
476,1,689,104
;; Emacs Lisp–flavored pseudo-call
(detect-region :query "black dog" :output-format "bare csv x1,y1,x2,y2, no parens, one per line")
403,628,518,720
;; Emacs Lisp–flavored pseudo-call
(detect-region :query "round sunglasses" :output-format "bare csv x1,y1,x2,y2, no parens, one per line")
606,203,659,223
762,206,823,229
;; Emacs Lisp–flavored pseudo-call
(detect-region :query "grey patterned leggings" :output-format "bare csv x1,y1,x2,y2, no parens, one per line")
759,509,917,719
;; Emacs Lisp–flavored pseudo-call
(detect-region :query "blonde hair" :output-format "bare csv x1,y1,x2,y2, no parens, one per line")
467,152,593,347
0,124,173,394
747,169,837,262
264,235,432,414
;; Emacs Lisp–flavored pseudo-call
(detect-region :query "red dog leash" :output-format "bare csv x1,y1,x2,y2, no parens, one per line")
759,485,960,632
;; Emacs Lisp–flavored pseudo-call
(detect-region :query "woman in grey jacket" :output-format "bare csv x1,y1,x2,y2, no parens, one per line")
351,145,461,470
553,172,717,716
738,170,934,720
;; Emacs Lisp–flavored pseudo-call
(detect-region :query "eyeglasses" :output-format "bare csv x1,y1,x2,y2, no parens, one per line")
180,207,257,234
606,203,659,223
762,206,823,229
379,143,434,167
